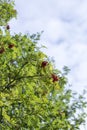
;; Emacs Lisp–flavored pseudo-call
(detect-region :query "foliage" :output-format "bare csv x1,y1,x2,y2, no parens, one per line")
0,0,17,26
0,0,87,129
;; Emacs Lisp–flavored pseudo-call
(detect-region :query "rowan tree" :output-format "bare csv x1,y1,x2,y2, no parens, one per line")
0,0,87,129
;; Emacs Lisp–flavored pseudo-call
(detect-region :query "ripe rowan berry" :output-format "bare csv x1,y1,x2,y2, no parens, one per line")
0,47,5,54
51,74,59,82
6,25,10,30
8,44,14,48
41,61,48,68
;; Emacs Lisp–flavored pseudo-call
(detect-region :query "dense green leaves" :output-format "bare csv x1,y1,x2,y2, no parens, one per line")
0,0,17,26
0,0,87,129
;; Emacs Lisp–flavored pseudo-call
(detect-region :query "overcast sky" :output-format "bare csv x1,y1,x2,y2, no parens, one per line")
10,0,87,129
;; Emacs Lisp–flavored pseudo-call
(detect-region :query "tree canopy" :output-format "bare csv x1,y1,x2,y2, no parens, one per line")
0,0,87,129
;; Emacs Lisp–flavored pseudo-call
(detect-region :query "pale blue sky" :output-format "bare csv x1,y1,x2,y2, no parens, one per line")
10,1,87,129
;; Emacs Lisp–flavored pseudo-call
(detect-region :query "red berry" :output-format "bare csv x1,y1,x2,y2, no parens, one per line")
41,61,48,68
8,44,15,49
0,47,5,54
51,74,59,82
6,25,10,30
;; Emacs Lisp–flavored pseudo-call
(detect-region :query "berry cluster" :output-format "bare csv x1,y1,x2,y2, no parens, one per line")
51,74,59,82
41,61,48,67
6,25,10,30
0,44,15,54
41,61,59,82
0,47,5,54
8,44,15,48
0,25,15,54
